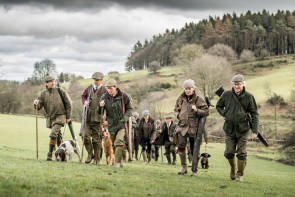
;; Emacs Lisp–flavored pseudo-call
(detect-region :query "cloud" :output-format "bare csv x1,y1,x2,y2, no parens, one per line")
1,0,295,12
0,6,194,81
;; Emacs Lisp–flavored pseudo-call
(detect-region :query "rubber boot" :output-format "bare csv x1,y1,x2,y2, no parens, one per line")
166,153,171,165
135,149,139,160
142,151,147,164
147,153,152,164
236,159,246,182
228,158,236,180
178,151,187,175
92,142,99,165
172,151,177,165
85,142,93,164
47,137,56,161
191,157,200,176
115,146,124,168
122,148,127,163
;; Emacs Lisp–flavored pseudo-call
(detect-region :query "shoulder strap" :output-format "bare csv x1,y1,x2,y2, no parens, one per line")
57,88,67,110
122,91,125,115
232,92,247,113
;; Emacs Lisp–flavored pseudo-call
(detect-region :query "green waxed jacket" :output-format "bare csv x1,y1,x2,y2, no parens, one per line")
216,87,259,137
98,88,132,135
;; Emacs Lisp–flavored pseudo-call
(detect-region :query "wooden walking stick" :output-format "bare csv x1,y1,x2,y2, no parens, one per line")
35,107,39,160
96,106,104,165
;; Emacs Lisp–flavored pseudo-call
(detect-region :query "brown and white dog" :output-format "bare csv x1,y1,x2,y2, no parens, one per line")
103,131,114,166
200,153,211,169
55,140,81,162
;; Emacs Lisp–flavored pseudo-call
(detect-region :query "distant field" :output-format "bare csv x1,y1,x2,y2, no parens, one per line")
0,114,295,197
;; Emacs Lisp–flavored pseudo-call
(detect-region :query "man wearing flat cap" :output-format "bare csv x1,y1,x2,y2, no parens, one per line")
216,74,259,182
81,72,107,164
33,75,72,161
174,79,209,175
99,79,132,167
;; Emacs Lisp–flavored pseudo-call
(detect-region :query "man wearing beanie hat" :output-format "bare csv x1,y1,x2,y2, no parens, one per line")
174,79,209,176
216,74,259,182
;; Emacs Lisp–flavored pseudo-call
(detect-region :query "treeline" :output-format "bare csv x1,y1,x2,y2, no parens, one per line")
0,59,84,120
126,10,295,71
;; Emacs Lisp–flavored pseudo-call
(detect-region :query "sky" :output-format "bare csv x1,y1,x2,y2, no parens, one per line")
0,0,295,81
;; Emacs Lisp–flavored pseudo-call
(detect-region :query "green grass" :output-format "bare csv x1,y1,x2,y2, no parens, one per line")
1,114,295,197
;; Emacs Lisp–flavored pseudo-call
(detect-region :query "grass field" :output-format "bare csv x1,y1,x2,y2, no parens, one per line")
0,114,295,197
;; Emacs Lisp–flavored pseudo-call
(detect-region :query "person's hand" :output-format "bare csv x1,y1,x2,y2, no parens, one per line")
100,100,105,107
34,99,39,105
104,121,108,127
252,133,258,139
84,100,89,107
192,105,197,111
66,119,71,123
150,140,155,144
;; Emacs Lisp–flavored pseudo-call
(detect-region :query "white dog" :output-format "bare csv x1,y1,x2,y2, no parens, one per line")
55,140,81,162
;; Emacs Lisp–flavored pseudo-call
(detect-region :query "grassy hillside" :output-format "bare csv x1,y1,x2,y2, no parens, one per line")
0,114,295,197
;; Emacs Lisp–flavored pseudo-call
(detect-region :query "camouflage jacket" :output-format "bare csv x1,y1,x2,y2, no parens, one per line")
216,87,259,137
98,88,132,135
161,121,176,142
174,91,209,137
138,117,155,142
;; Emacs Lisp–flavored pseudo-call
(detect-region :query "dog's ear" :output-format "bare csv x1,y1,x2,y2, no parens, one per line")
61,151,66,161
55,150,59,158
201,153,206,157
207,153,211,158
70,140,75,147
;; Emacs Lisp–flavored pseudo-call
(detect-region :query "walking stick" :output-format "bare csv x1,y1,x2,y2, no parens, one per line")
35,107,39,160
161,146,163,162
96,106,104,165
80,107,88,163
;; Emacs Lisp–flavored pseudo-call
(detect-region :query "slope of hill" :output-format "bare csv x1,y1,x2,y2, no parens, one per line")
0,114,295,197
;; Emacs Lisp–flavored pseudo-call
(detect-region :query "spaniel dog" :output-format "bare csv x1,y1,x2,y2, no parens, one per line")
103,131,114,166
200,153,211,169
55,140,81,162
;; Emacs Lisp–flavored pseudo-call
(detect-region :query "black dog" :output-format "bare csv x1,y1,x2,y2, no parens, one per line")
200,153,211,169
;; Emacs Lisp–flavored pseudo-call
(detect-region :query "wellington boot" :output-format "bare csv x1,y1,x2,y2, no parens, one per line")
172,152,177,165
166,154,171,165
228,158,236,180
178,152,187,175
135,150,139,160
236,159,246,182
142,152,147,164
115,146,124,167
85,142,93,164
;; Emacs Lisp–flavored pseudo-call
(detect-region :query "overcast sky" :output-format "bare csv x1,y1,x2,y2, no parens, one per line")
1,1,295,81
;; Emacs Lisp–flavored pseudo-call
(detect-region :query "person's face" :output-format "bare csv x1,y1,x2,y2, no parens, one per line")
233,82,244,94
93,79,102,86
165,118,171,124
46,80,55,88
106,86,117,96
144,115,149,121
184,87,194,96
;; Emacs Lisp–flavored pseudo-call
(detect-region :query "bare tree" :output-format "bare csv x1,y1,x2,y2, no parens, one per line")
208,43,237,60
190,54,232,99
30,59,57,84
148,61,161,74
172,44,205,66
240,49,256,62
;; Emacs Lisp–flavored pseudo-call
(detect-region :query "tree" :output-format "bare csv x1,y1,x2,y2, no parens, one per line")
208,43,237,60
267,92,286,137
148,61,161,74
240,49,256,62
190,54,232,99
172,44,205,66
31,59,57,85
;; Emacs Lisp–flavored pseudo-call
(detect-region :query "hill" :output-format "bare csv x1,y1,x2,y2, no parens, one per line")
0,114,295,197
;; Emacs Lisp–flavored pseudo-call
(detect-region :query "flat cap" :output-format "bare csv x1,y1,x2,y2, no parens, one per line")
92,72,104,80
105,79,117,87
45,75,55,82
231,74,244,82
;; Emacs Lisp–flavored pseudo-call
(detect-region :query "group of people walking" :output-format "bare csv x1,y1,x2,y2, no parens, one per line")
33,72,259,182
